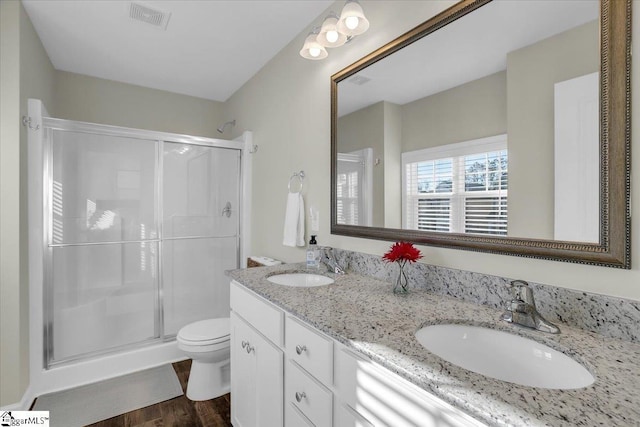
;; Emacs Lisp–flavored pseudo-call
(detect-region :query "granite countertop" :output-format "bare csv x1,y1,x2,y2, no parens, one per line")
227,263,640,426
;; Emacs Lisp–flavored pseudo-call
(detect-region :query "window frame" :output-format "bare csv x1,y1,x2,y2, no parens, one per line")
402,134,508,234
336,148,373,226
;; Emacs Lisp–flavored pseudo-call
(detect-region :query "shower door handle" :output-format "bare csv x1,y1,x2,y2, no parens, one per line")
222,202,232,218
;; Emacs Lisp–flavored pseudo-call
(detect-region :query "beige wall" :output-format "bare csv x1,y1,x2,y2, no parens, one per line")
55,71,226,138
0,0,56,406
0,0,23,407
226,0,640,302
401,71,507,152
507,21,599,240
225,0,457,256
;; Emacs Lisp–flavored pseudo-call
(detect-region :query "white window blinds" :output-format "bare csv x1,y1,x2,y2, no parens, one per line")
402,135,508,236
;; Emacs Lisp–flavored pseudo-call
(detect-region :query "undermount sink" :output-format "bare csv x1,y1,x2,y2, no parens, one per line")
415,324,594,389
266,273,334,287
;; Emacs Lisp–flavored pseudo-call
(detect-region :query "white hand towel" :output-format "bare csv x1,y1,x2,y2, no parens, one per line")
283,192,305,247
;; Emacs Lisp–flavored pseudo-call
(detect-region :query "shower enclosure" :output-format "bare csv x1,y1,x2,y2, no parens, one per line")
37,112,243,368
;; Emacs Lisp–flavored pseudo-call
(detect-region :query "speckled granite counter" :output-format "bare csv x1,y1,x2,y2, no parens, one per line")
227,263,640,426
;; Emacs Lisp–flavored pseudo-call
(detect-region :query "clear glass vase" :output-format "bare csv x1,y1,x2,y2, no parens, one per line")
393,261,409,294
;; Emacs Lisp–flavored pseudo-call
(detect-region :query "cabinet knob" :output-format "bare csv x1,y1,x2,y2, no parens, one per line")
295,391,306,403
295,345,307,355
241,340,254,353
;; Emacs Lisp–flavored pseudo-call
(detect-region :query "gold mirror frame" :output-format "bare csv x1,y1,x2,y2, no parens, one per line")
331,0,631,268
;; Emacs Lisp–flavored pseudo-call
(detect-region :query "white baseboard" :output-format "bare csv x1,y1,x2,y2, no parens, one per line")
0,385,35,411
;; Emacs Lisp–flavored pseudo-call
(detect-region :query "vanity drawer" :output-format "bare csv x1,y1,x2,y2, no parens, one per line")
285,315,333,385
230,280,283,346
335,348,485,427
285,402,314,427
285,360,333,427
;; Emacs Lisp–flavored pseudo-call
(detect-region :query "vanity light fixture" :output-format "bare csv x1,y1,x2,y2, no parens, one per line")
336,0,369,36
318,12,347,48
300,27,328,60
300,0,369,60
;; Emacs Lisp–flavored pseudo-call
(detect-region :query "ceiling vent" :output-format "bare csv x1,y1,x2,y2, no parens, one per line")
129,2,171,30
348,75,371,86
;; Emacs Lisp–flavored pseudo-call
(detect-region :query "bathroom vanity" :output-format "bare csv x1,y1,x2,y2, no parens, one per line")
230,279,481,426
228,263,640,426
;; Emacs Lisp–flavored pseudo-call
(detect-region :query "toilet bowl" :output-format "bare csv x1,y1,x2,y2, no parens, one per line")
177,317,230,401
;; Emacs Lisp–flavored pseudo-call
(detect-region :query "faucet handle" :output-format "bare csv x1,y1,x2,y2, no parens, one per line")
509,300,530,314
319,246,346,274
510,280,535,306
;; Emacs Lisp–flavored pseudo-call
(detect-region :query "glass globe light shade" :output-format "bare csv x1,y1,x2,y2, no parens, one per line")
337,0,369,36
300,31,328,60
317,13,347,48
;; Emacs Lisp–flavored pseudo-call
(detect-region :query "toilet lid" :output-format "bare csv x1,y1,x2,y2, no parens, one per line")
177,318,230,345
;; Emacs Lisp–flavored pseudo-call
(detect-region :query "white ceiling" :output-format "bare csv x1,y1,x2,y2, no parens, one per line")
22,0,333,102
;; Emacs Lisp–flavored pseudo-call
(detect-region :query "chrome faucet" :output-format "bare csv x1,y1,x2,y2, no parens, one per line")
500,280,560,334
320,247,346,274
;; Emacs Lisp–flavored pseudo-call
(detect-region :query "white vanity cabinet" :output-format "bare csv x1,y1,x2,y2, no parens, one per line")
230,282,284,427
230,280,485,427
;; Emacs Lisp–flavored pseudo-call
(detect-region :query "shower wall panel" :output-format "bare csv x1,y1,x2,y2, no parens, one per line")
162,237,236,335
50,242,158,362
50,130,157,245
162,143,239,336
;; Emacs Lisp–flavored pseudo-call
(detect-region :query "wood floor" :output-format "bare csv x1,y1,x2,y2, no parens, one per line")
87,360,232,427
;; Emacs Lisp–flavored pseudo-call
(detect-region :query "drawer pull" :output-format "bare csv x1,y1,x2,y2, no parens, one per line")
295,345,307,355
295,391,306,403
242,340,255,354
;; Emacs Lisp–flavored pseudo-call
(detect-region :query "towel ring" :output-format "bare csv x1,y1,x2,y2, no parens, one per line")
288,171,305,193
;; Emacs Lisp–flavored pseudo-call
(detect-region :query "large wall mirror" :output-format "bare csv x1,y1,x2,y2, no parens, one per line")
331,0,631,268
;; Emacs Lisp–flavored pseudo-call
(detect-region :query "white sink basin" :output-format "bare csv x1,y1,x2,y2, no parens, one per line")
415,324,594,389
267,273,334,287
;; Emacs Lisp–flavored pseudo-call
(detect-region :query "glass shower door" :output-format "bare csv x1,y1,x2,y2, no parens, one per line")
162,142,240,336
47,130,159,364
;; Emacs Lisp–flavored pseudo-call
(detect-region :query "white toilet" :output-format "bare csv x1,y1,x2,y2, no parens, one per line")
177,317,230,401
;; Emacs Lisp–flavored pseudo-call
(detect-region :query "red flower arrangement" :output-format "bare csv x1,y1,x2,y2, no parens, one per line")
383,242,422,294
382,241,423,264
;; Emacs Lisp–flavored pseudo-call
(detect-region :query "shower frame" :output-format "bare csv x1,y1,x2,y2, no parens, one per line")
42,118,243,367
27,98,253,400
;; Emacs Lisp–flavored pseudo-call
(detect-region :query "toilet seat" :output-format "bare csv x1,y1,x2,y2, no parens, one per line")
177,318,230,346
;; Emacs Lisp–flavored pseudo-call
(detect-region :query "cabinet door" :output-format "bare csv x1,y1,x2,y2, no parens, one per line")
231,312,284,427
231,312,257,427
